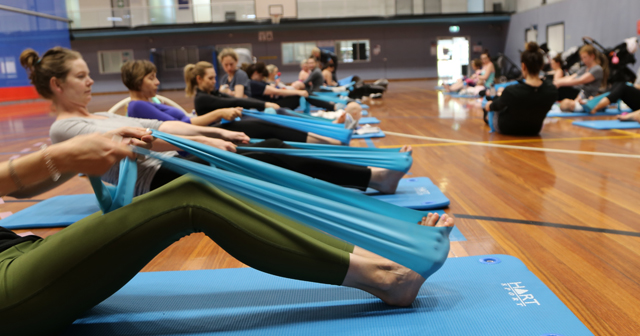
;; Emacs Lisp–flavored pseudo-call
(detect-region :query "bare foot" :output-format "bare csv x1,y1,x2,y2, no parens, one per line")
419,213,455,227
368,167,406,194
400,145,412,153
619,110,640,121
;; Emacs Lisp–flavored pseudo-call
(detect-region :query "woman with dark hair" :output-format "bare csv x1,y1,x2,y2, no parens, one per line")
242,62,311,110
479,50,496,86
483,43,558,135
554,45,609,100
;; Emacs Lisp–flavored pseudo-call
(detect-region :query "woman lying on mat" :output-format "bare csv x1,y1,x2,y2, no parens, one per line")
0,128,453,335
125,59,338,145
483,43,558,136
554,45,609,100
21,47,408,196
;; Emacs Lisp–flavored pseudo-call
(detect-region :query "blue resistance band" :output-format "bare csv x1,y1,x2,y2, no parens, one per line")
582,92,611,113
237,147,412,172
487,111,496,133
89,159,138,214
248,139,401,152
310,94,350,104
241,110,353,144
89,130,451,278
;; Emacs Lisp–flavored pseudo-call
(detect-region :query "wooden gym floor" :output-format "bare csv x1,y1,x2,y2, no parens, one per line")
1,80,640,335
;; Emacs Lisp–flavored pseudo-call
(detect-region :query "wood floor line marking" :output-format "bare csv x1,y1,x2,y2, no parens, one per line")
381,134,640,148
454,214,640,237
381,131,640,158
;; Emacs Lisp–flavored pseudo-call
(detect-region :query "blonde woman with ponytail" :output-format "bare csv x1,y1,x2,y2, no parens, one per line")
554,44,607,100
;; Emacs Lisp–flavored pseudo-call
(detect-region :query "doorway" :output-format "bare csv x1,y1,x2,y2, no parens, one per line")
437,37,470,81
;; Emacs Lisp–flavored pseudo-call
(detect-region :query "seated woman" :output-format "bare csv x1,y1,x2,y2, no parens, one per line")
323,64,338,87
483,43,558,136
218,48,251,98
444,59,483,93
243,62,310,110
24,47,407,195
125,60,332,144
298,59,311,82
0,131,453,335
554,45,608,100
478,51,496,87
546,54,565,82
265,64,284,88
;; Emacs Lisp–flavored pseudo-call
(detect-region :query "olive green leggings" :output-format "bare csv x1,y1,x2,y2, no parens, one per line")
0,176,353,335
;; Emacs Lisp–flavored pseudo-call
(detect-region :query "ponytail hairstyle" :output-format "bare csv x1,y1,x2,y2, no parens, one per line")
19,47,82,99
552,54,564,67
580,44,609,87
242,62,268,79
120,59,156,91
183,61,214,97
520,42,544,75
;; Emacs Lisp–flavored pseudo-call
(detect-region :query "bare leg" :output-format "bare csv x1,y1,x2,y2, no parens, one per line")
591,97,611,114
367,146,412,194
307,133,342,145
344,214,454,306
448,79,464,92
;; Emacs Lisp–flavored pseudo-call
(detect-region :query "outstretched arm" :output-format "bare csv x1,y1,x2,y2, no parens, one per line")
189,107,243,126
263,85,308,98
158,120,249,144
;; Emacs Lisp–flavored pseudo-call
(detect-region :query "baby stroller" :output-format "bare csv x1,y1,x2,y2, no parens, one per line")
493,53,522,83
562,37,637,86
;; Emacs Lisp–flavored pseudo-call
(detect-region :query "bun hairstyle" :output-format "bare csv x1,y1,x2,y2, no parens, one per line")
19,47,82,99
120,59,156,91
183,61,214,97
520,42,544,75
580,44,609,88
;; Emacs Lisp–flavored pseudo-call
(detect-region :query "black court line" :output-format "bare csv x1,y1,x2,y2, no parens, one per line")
453,214,640,237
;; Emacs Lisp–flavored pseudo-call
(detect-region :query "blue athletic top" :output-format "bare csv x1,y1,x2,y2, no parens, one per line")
127,100,191,123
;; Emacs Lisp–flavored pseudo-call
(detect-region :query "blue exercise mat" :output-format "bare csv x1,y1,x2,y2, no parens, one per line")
572,119,640,130
61,255,592,336
358,117,380,125
365,177,450,210
352,130,385,139
547,109,623,117
0,194,100,229
446,93,480,98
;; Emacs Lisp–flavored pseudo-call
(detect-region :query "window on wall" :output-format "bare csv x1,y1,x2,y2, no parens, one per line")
282,42,317,65
98,50,134,74
525,28,537,44
547,23,565,53
336,40,370,63
163,47,199,70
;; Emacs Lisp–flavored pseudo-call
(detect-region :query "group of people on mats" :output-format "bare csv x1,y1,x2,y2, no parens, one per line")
0,47,453,334
473,42,640,136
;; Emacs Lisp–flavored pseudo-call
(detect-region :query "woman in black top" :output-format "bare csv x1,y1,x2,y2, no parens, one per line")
185,61,342,144
243,62,311,110
484,43,558,136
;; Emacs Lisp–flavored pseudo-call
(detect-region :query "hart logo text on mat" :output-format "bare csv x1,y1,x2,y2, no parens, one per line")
502,282,540,307
414,187,431,195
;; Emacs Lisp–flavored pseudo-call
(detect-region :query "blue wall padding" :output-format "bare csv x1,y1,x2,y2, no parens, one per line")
61,255,593,336
0,0,70,88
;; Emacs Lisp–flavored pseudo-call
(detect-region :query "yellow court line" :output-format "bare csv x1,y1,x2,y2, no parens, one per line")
380,134,640,149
